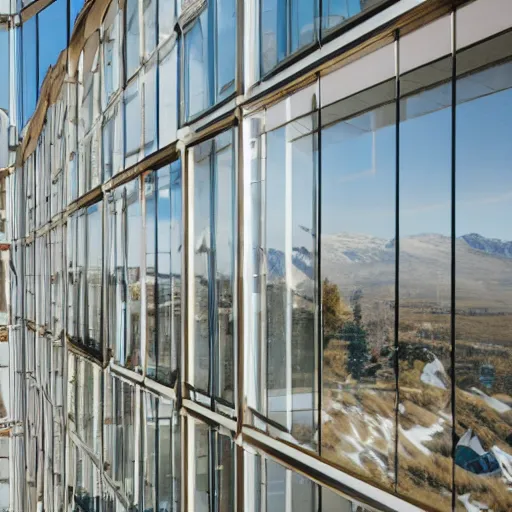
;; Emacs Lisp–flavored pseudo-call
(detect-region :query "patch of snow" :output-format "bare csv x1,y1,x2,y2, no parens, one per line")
400,420,444,456
458,493,489,512
398,403,406,414
322,411,333,424
492,445,512,484
421,358,448,390
471,387,512,414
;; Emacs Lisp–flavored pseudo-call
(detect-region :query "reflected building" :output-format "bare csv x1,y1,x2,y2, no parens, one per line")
1,0,512,511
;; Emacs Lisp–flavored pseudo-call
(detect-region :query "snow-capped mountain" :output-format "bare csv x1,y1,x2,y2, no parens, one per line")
461,233,512,259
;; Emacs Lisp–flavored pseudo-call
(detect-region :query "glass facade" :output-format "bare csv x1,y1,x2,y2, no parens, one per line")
4,1,512,512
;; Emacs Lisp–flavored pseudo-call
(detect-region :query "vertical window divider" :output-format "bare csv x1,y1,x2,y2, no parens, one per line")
284,126,293,435
393,28,400,494
450,10,457,512
315,76,322,465
209,141,217,405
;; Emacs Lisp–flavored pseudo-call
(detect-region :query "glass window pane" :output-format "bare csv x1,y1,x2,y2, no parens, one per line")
455,42,512,508
143,0,157,57
87,203,103,351
216,434,234,512
158,40,178,148
193,145,212,394
158,398,180,511
398,60,453,509
38,0,67,90
22,17,37,127
264,115,318,448
216,0,236,100
290,0,315,53
144,394,157,511
260,0,281,75
126,180,142,371
124,80,142,167
321,86,396,489
159,0,175,43
194,422,210,512
0,29,9,112
184,10,210,120
126,0,140,79
322,0,384,33
143,59,158,156
146,172,157,378
214,138,235,403
102,7,121,108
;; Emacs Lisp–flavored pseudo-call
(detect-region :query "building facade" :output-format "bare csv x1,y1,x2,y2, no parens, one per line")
1,0,512,510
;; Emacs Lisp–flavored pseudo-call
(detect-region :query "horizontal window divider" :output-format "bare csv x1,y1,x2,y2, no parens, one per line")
182,398,237,433
109,361,144,384
179,97,238,141
102,141,179,192
241,426,425,512
66,335,105,367
67,184,103,216
143,375,177,400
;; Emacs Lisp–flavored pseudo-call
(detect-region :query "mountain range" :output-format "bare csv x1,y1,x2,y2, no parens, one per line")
267,233,512,310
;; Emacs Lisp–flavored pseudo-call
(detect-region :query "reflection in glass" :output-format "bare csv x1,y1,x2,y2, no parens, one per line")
322,0,385,33
263,116,317,448
22,17,37,127
124,80,142,167
144,394,157,511
143,0,157,57
216,0,236,100
455,48,512,510
37,0,67,90
126,0,140,79
192,420,234,512
397,61,453,507
192,132,235,403
0,30,9,112
86,203,103,351
144,59,158,156
158,40,178,148
321,87,396,488
102,4,121,108
184,11,209,120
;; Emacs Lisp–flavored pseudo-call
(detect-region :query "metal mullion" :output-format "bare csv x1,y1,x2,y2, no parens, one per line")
208,144,217,404
393,29,400,493
450,11,457,512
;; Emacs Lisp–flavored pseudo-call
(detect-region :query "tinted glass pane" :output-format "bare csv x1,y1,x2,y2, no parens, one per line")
22,17,37,126
290,0,315,53
144,59,158,156
455,47,512,509
216,0,236,99
38,0,67,90
102,9,120,108
321,87,396,488
322,0,384,33
398,60,453,508
260,0,282,75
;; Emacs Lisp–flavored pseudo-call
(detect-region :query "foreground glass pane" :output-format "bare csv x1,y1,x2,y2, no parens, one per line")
455,38,512,510
397,59,453,507
191,131,236,404
321,84,396,488
87,202,103,351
